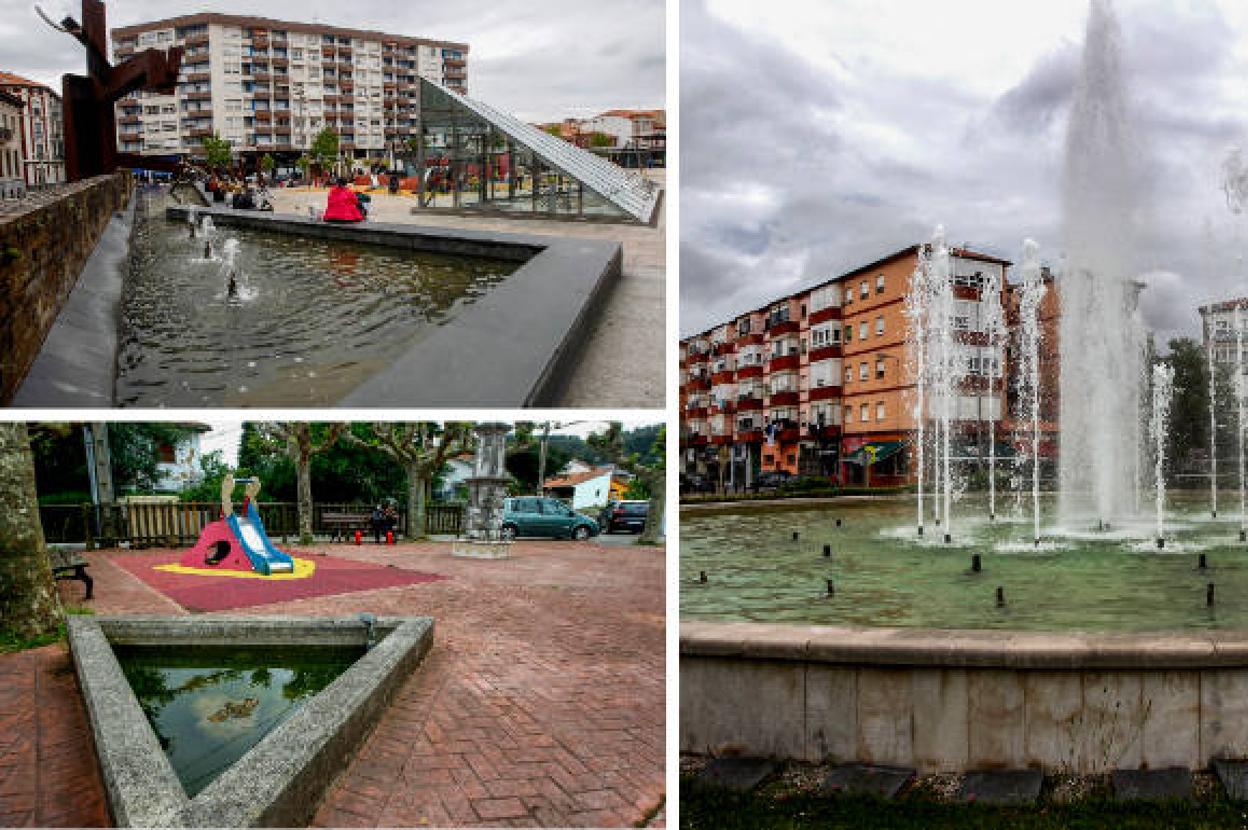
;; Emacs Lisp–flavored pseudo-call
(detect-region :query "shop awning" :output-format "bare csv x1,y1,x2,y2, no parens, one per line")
844,440,907,466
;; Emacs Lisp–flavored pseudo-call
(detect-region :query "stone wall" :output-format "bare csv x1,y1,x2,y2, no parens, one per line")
681,620,1248,773
0,172,133,404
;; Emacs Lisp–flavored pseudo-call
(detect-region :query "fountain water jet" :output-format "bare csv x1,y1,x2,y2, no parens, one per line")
1151,362,1174,548
1058,0,1146,527
983,262,1006,522
1238,306,1246,543
1018,240,1048,545
905,243,934,536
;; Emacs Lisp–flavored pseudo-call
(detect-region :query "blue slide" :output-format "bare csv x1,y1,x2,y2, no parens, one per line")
225,502,295,575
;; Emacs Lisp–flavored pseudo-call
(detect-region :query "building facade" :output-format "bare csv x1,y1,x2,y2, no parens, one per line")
680,244,1015,489
110,14,468,162
0,89,24,192
0,72,65,186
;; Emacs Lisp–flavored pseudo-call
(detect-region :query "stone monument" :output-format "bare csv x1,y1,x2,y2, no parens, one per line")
452,422,513,559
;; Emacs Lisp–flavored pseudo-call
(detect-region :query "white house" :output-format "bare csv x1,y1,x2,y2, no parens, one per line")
152,424,211,492
436,453,476,499
542,466,615,510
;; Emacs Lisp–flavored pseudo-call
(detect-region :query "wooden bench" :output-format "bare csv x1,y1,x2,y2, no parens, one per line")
322,512,372,542
48,549,93,600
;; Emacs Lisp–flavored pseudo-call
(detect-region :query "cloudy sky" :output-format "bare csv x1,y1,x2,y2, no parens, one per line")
0,0,663,122
681,0,1248,344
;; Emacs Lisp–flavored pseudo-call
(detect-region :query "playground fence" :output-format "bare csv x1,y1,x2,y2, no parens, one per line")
39,500,465,548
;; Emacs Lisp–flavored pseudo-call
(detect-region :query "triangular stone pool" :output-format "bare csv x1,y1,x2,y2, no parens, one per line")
68,615,433,827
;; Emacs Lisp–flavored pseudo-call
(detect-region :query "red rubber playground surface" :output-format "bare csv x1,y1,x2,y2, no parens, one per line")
112,550,443,611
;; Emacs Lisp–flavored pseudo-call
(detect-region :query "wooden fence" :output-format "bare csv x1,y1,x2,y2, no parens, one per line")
39,501,464,548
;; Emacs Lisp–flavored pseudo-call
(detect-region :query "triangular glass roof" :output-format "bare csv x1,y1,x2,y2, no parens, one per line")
419,78,663,224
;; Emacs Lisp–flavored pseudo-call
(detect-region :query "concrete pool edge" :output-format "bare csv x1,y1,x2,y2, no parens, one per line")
165,205,624,407
681,620,1248,773
68,615,434,827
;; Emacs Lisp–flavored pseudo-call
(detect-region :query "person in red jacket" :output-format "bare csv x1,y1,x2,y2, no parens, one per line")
323,177,364,222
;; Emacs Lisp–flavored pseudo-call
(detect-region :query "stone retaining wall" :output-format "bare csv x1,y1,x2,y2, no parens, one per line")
0,173,133,404
681,620,1248,774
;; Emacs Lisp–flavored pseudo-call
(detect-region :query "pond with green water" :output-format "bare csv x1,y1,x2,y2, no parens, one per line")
115,644,362,796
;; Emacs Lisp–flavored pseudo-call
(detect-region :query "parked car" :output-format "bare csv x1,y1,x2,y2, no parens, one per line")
501,497,599,541
755,470,794,491
601,500,650,534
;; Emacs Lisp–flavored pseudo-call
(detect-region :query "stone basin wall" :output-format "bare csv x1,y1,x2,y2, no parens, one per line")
681,620,1248,774
0,172,132,404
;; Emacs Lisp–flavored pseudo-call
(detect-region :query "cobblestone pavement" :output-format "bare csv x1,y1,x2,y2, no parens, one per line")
8,540,665,827
0,645,108,827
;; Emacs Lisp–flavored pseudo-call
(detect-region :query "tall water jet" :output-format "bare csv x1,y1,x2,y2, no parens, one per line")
1238,306,1246,542
201,216,216,260
1150,362,1173,548
1058,0,1146,525
186,204,199,239
221,238,242,301
905,242,934,536
1018,240,1048,544
983,264,1006,521
927,228,961,543
1209,321,1219,518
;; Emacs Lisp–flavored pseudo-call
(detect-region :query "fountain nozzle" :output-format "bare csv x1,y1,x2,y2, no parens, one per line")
1156,537,1165,550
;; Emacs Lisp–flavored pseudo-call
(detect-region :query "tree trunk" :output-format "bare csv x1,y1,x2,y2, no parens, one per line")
297,447,314,545
639,471,665,545
408,462,428,539
0,423,62,638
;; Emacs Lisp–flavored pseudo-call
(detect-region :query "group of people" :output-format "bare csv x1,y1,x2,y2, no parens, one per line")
369,502,399,543
204,173,273,211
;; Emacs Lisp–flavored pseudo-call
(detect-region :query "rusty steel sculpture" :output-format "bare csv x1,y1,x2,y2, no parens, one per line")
40,0,182,180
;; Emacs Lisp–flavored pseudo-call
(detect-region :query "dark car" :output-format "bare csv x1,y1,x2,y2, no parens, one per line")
602,500,649,534
755,470,794,491
501,497,599,541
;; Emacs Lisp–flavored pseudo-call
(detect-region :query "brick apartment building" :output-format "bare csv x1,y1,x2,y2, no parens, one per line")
110,13,468,163
0,72,65,186
680,243,1050,489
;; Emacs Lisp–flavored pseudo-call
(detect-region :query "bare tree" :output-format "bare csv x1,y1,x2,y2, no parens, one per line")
346,423,473,539
0,423,61,638
254,423,345,544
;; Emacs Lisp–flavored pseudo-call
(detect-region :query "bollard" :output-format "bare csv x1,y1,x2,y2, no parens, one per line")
944,532,952,544
1033,537,1041,548
996,586,1006,607
699,570,707,584
971,553,982,573
826,579,835,597
354,530,362,545
1208,583,1216,606
792,531,800,541
1240,529,1246,543
1199,553,1208,570
386,530,394,545
823,544,831,558
917,525,924,537
1156,537,1165,550
836,518,842,528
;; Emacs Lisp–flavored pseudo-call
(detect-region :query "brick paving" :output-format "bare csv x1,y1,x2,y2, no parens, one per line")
0,646,108,828
5,540,665,827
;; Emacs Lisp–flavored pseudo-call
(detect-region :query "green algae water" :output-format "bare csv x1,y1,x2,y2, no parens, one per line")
115,645,362,796
681,494,1248,632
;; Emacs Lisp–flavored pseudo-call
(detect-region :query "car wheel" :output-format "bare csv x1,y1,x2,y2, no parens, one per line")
572,525,590,542
500,524,517,541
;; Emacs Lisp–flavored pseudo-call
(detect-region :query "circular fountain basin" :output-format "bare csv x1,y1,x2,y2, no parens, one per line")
681,493,1248,631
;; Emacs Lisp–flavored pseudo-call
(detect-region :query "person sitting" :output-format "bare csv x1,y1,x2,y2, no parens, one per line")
369,505,386,543
356,190,371,219
323,177,364,222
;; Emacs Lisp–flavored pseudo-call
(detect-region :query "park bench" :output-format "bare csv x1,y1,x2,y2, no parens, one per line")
48,549,93,600
322,511,372,542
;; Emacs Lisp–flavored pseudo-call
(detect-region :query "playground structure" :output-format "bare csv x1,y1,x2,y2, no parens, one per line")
179,474,294,576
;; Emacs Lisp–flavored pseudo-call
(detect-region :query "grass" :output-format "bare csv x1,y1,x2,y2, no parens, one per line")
681,781,1248,830
0,606,94,655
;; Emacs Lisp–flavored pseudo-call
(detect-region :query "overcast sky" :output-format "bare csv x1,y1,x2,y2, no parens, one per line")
681,0,1248,345
0,0,663,122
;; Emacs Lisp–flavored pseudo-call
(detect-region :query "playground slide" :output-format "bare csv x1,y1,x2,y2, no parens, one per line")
225,503,294,575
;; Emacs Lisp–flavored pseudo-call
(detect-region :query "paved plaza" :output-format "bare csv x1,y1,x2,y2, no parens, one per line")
0,540,665,828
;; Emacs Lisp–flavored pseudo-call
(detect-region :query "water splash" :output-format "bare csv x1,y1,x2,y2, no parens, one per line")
1058,0,1147,525
1018,240,1048,545
1150,362,1174,547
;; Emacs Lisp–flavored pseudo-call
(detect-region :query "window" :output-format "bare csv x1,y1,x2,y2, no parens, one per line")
876,316,884,336
800,304,807,318
811,285,840,311
859,362,868,381
859,321,867,340
845,406,853,423
877,402,886,420
860,281,869,299
845,366,853,383
876,274,885,293
876,357,885,379
861,403,870,421
844,325,852,343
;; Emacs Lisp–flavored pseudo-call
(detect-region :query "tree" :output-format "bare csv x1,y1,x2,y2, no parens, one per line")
202,132,232,171
1165,337,1210,480
346,424,472,539
309,128,340,176
589,131,615,148
31,423,196,499
253,424,345,543
237,422,407,504
296,154,311,181
0,423,61,639
588,423,665,545
259,153,275,175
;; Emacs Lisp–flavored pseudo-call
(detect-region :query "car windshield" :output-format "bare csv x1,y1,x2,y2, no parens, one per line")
619,503,648,515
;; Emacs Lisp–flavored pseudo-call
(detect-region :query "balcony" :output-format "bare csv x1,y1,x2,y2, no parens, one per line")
183,91,212,101
768,319,800,337
737,331,765,346
687,376,711,392
187,127,213,138
253,110,272,121
686,350,710,364
768,353,800,372
810,306,842,325
445,69,467,81
184,32,209,47
712,341,736,356
254,73,273,83
710,434,733,446
711,370,735,385
809,344,842,362
769,390,800,407
119,115,140,125
735,364,762,380
685,405,708,419
184,72,210,83
809,384,841,402
737,395,763,411
777,426,801,444
735,429,765,444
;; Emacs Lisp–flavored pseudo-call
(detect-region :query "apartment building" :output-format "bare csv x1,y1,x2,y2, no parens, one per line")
0,72,65,186
680,244,1013,489
0,90,23,190
110,14,468,161
1199,298,1248,409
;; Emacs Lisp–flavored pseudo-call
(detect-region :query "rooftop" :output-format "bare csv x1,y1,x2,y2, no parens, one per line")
0,71,56,93
111,12,468,51
543,466,614,489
